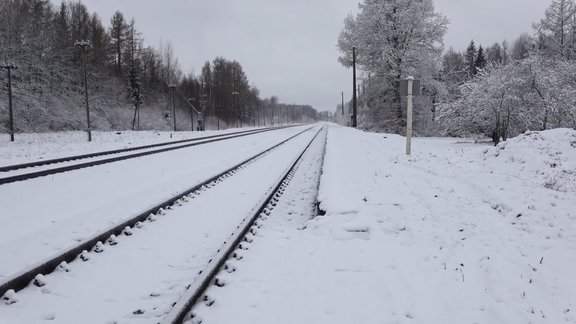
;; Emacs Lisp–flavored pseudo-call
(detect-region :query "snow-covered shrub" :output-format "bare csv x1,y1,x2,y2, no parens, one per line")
437,55,576,144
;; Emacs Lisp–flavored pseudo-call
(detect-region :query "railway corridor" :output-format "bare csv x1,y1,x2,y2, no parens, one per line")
0,125,326,323
0,126,309,281
2,125,575,324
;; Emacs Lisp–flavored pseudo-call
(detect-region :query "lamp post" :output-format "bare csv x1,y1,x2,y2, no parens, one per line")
1,63,17,142
75,40,93,141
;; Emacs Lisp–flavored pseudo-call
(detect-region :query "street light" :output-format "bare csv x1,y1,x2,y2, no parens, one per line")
1,63,18,142
75,40,93,142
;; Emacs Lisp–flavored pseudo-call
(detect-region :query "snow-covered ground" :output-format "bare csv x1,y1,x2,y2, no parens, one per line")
191,125,576,324
1,125,575,323
0,128,259,167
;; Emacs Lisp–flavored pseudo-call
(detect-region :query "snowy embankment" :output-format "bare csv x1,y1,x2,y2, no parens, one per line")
193,125,575,324
316,126,576,323
481,128,576,193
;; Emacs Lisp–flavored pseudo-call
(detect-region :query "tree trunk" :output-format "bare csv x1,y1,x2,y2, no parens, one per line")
492,112,501,145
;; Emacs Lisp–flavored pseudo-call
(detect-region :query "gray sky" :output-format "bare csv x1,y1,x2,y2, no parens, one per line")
60,0,551,112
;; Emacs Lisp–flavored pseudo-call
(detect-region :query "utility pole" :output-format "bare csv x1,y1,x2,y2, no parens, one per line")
75,40,93,142
1,63,17,142
341,91,344,116
217,105,220,130
256,102,260,127
188,98,195,131
191,100,194,131
137,106,140,131
352,46,358,128
169,84,177,131
232,90,239,129
200,80,208,131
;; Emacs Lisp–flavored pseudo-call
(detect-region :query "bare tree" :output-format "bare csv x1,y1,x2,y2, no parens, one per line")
510,33,534,61
159,40,182,86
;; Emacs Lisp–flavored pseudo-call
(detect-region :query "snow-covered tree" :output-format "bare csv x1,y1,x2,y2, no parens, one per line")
510,33,534,61
159,40,182,86
441,47,466,98
89,13,109,66
485,42,508,65
464,40,477,77
522,55,576,129
437,54,576,144
439,64,524,144
110,11,129,75
475,45,487,71
534,0,576,59
337,0,448,133
200,61,214,116
128,65,143,130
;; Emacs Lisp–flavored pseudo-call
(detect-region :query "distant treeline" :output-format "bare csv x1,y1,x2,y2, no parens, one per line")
0,0,318,133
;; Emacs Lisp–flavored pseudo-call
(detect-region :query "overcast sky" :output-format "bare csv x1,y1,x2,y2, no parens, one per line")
58,0,551,111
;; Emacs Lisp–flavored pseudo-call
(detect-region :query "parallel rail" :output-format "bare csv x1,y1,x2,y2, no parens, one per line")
0,126,315,298
0,126,295,185
160,126,325,324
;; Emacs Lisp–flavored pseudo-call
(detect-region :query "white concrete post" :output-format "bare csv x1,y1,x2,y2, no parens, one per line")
406,76,414,156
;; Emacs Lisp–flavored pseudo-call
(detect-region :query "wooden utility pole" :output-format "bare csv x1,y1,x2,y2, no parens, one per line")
1,64,17,142
352,47,358,127
75,40,93,142
341,91,344,116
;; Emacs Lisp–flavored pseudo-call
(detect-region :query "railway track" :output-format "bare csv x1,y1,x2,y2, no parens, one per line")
0,125,319,305
0,126,294,185
161,126,326,324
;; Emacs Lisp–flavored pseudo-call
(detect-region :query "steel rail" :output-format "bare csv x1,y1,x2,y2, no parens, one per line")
160,126,325,324
0,126,298,185
0,125,316,298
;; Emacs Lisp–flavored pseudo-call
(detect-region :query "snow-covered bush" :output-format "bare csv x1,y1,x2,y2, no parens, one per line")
437,55,576,144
